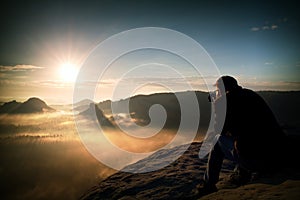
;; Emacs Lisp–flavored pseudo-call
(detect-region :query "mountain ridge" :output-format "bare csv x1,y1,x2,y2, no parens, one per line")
0,97,55,114
93,90,300,132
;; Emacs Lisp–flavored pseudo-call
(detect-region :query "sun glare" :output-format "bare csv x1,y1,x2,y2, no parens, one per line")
59,63,78,82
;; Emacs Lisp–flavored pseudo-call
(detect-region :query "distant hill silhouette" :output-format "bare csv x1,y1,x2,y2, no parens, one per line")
71,90,300,134
73,99,94,113
0,97,55,114
96,91,212,131
79,103,114,127
94,91,300,133
0,100,21,113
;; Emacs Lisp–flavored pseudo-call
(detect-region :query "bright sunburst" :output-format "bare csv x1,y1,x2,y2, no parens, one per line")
59,62,78,82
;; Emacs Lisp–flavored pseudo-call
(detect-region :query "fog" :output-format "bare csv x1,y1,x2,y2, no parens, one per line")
0,113,204,199
0,113,114,199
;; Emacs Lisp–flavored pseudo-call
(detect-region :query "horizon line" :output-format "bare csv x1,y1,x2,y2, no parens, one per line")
1,89,300,106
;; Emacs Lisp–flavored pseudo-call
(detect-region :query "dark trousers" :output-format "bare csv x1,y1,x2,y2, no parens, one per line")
203,135,237,185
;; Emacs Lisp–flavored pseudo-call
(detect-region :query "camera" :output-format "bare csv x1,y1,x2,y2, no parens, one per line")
208,90,217,102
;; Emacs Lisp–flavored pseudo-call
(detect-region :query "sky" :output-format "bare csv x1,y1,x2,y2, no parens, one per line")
0,0,299,104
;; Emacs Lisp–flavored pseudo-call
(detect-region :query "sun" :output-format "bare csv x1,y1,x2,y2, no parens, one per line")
59,62,78,82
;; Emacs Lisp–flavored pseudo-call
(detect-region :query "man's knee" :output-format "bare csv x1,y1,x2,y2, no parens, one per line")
217,135,234,148
216,135,236,161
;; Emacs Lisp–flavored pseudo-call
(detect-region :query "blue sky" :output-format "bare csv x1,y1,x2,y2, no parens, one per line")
0,0,299,103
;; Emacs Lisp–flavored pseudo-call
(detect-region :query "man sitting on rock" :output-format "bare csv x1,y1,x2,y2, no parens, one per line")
198,76,287,196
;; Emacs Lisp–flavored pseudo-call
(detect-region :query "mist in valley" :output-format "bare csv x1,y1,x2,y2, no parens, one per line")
0,112,201,200
0,113,112,199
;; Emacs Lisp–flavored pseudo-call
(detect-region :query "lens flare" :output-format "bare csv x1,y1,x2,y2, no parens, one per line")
59,62,78,82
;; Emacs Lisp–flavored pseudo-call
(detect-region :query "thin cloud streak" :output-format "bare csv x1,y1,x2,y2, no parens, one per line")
242,80,300,91
0,65,44,72
250,25,278,32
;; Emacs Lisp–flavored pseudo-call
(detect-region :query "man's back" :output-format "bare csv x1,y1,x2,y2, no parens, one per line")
217,87,286,166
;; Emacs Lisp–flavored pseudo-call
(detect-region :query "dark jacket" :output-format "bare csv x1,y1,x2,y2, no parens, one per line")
214,87,286,165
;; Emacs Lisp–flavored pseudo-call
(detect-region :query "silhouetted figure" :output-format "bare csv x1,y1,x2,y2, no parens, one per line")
198,76,287,196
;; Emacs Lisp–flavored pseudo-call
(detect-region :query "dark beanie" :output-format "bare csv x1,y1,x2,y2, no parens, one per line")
215,76,239,91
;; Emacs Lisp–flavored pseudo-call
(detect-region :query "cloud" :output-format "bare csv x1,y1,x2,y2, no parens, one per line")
242,79,300,91
78,79,117,86
0,79,74,89
0,79,22,85
271,25,278,30
264,62,273,65
250,24,279,32
250,27,260,32
250,18,284,32
0,65,44,72
262,26,269,30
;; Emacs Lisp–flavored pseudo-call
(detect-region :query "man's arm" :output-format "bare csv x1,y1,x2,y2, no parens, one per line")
214,95,231,136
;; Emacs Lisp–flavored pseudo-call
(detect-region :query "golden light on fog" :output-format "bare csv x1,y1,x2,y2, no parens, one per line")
59,62,78,82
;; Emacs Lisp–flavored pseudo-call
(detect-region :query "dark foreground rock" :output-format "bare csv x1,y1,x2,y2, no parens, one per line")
80,136,300,200
80,142,234,200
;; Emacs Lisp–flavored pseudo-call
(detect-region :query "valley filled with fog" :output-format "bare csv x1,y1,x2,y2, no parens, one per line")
0,111,203,199
0,113,115,199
